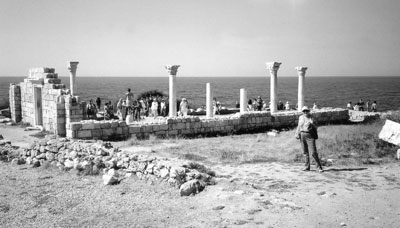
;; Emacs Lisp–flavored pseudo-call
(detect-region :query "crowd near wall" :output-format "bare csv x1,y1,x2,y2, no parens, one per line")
66,109,349,140
10,64,349,141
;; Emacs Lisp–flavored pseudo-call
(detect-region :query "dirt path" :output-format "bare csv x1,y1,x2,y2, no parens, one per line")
1,160,399,227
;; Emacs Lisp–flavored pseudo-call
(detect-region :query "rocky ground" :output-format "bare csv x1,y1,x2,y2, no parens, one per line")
1,124,400,227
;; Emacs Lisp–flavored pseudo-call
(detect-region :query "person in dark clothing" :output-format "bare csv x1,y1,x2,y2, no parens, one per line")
96,97,101,110
256,96,263,111
295,106,323,173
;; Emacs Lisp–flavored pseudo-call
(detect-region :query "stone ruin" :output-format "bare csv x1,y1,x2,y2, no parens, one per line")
9,62,87,136
9,61,350,140
0,135,215,196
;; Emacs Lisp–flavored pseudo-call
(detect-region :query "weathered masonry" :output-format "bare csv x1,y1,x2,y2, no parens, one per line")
9,62,349,140
9,63,87,136
66,108,349,140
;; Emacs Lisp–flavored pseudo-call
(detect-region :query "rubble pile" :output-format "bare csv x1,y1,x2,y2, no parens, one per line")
1,135,215,196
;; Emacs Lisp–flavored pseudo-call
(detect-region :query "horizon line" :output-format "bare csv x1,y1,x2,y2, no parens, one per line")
1,75,400,78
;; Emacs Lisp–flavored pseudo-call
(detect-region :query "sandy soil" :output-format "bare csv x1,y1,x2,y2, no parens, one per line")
1,124,400,227
0,124,38,148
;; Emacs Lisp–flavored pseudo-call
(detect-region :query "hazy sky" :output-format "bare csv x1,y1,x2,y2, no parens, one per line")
1,0,400,77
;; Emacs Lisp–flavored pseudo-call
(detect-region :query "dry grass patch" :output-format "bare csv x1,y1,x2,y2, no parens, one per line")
119,119,397,167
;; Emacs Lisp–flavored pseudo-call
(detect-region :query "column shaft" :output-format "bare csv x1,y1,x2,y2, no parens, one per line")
206,83,213,118
169,74,176,117
296,67,307,111
270,73,277,112
266,62,281,113
165,65,180,117
240,88,247,113
298,75,304,110
68,62,79,96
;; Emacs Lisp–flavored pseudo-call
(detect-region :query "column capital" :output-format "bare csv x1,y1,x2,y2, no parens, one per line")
68,61,79,72
295,66,308,74
165,65,180,75
266,62,282,73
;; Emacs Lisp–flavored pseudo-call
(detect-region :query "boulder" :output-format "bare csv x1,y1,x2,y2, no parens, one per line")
26,157,32,165
159,168,170,178
103,169,119,185
379,120,400,146
31,159,40,168
179,179,206,196
45,152,55,161
36,153,46,160
11,158,25,165
0,140,11,146
64,159,74,169
170,167,186,179
397,149,400,160
69,151,77,159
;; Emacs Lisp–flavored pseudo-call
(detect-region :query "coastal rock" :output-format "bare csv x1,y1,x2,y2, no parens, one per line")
379,119,400,146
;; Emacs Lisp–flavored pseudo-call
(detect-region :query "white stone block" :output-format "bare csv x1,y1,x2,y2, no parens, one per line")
379,119,400,146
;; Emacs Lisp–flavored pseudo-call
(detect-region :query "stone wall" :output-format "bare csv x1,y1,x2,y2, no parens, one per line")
9,84,22,123
9,67,88,136
65,97,87,130
66,108,349,140
19,68,65,128
349,110,380,123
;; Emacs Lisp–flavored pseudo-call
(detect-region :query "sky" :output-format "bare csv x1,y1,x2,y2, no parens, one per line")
1,0,400,77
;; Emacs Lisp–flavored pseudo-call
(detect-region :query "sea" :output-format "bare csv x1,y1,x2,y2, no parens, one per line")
1,76,400,111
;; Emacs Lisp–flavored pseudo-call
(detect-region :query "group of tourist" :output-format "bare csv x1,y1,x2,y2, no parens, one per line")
120,89,170,122
86,91,327,121
346,99,377,112
86,89,198,122
86,98,116,120
245,96,319,112
247,96,265,111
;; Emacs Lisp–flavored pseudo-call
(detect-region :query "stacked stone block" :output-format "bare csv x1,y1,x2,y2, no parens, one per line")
65,96,87,135
20,78,36,124
17,67,70,135
66,108,349,140
9,84,22,123
41,83,66,133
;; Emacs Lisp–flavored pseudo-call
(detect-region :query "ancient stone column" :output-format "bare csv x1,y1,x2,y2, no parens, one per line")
240,88,247,113
206,83,213,118
165,65,180,117
296,67,308,111
266,62,282,113
68,61,79,96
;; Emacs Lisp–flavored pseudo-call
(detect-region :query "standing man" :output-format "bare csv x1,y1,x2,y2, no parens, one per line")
256,96,263,111
125,88,134,116
359,99,365,111
295,106,324,172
